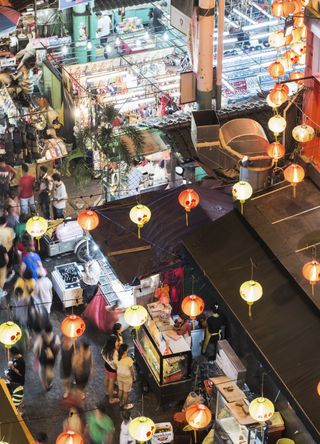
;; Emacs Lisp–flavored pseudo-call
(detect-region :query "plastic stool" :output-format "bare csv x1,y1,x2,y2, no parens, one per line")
276,439,295,444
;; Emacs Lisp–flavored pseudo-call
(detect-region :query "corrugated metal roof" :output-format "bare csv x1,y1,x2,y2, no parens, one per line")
94,0,149,11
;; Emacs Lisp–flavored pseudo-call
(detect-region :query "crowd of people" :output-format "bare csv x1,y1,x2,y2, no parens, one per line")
0,157,68,222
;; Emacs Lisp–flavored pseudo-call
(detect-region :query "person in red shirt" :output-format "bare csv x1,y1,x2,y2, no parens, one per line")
19,163,35,215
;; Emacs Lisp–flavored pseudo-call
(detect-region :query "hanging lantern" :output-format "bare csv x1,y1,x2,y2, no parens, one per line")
0,321,21,348
266,94,279,109
291,42,307,56
240,280,263,319
268,115,287,135
181,295,205,320
267,141,285,162
26,216,48,249
178,189,200,227
284,163,305,198
249,397,275,422
268,61,285,79
269,84,289,106
61,315,86,339
56,430,84,444
283,49,299,65
292,124,315,142
317,381,320,396
232,181,253,214
185,403,212,429
129,204,151,239
302,260,320,295
278,55,293,72
289,70,305,84
128,417,155,442
271,0,295,16
124,305,148,329
268,30,286,48
294,15,305,27
77,210,99,232
292,0,303,12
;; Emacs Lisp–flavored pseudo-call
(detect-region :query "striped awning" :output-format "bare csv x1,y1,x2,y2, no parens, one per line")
95,0,150,10
0,6,20,36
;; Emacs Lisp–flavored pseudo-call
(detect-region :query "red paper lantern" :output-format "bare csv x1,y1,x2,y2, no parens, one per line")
271,0,295,17
269,84,289,106
317,381,320,396
181,295,205,320
267,142,286,161
178,189,200,226
56,431,84,444
284,163,305,197
268,61,285,79
185,403,212,430
77,210,99,232
61,315,86,339
289,71,304,84
302,260,320,295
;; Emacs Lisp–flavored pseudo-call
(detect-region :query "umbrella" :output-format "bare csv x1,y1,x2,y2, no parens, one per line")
0,6,20,37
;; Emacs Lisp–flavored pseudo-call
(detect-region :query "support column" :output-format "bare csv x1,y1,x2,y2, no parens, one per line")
73,4,88,64
216,0,225,110
88,1,99,62
197,0,215,110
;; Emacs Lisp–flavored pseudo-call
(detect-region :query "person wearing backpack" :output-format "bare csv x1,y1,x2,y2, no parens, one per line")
33,323,60,390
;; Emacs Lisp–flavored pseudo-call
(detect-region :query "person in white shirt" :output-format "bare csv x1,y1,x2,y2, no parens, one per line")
34,267,53,314
51,173,68,219
96,12,112,42
81,255,101,305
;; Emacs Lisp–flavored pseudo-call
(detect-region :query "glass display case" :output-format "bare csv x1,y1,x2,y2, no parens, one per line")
134,322,192,404
215,386,267,444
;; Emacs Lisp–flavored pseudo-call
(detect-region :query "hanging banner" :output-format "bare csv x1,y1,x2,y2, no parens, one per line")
59,0,89,11
170,0,194,35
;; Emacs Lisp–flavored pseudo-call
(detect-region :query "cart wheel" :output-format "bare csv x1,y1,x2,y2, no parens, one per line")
74,238,95,262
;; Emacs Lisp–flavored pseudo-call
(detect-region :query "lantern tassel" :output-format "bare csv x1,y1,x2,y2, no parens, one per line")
311,283,314,296
293,185,296,199
138,226,141,239
37,238,40,251
240,201,244,215
7,347,10,362
248,304,253,320
186,211,189,227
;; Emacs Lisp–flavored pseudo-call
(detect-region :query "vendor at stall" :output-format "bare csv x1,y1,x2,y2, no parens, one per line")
81,254,101,305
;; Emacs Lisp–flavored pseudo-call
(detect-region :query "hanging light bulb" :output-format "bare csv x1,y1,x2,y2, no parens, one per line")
268,115,287,136
302,260,320,295
292,124,315,143
240,280,263,319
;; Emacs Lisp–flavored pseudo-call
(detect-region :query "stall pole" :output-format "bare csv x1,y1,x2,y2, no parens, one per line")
196,0,215,110
216,0,225,110
88,1,99,63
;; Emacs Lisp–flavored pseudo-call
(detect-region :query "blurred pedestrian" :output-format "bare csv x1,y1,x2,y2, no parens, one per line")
112,322,123,347
101,334,119,404
34,267,53,314
21,244,42,279
117,343,135,409
0,157,16,206
15,267,35,300
38,165,53,220
63,407,84,436
27,294,50,336
60,335,74,399
52,173,68,219
0,241,9,290
87,403,115,444
19,163,35,214
0,215,15,257
72,340,94,400
120,410,133,444
33,323,60,390
6,188,20,228
15,213,28,241
7,346,25,387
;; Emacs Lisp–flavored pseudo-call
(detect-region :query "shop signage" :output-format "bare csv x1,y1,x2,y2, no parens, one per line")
59,0,89,11
31,36,72,49
170,0,194,35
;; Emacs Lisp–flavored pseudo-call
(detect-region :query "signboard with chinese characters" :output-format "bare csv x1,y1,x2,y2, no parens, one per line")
59,0,89,11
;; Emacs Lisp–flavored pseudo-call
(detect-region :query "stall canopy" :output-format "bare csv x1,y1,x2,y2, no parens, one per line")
91,179,232,284
183,211,320,441
0,6,20,36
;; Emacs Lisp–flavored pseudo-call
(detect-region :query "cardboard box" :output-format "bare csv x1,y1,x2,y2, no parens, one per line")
151,422,174,444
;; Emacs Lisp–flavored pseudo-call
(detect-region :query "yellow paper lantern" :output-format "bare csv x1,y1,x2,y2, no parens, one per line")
292,124,315,142
240,280,263,319
291,42,306,56
278,56,293,72
266,94,279,109
232,181,253,214
268,115,287,135
291,27,302,43
249,397,275,422
26,216,48,246
129,204,151,239
124,305,148,329
128,416,155,442
0,322,22,358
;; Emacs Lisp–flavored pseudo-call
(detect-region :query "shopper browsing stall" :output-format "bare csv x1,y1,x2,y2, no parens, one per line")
52,173,68,219
19,163,36,215
81,254,101,305
38,165,53,220
116,343,135,410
